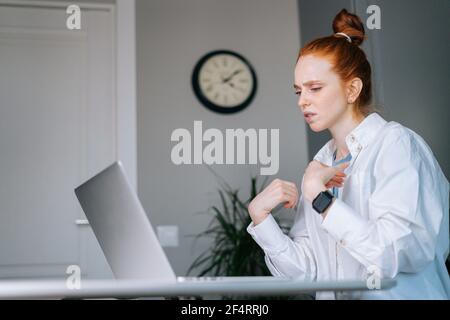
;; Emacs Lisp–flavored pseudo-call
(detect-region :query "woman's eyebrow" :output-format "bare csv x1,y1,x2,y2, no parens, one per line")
293,81,323,89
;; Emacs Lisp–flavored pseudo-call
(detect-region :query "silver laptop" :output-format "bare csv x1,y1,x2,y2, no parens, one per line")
74,161,278,283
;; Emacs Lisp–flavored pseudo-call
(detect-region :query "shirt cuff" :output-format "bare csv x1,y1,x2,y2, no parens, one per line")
320,198,368,245
246,214,288,254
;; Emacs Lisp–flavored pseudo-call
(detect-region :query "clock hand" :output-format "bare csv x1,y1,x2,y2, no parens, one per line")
222,69,243,83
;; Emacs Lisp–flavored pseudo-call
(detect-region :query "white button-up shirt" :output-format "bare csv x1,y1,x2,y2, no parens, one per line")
247,113,450,299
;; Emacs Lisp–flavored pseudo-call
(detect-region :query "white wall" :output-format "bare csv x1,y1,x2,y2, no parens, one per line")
136,0,309,276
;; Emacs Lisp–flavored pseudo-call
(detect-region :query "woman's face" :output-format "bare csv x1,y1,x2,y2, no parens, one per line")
294,55,351,132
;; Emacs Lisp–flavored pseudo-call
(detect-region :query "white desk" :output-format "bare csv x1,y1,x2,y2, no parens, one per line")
0,278,396,299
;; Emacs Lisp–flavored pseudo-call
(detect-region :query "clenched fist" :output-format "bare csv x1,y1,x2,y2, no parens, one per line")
248,179,299,225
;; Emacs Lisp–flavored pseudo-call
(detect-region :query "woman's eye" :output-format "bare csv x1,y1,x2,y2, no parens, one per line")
295,91,301,96
311,87,322,92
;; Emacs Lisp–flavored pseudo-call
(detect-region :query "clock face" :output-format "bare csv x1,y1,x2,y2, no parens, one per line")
192,50,257,114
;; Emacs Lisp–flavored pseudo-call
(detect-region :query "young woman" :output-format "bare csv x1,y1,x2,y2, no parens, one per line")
247,9,449,299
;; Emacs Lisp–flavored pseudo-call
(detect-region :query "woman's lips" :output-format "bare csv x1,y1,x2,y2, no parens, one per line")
303,112,317,123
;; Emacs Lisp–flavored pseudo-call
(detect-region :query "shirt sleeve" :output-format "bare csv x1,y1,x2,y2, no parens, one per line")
247,195,317,280
321,132,445,278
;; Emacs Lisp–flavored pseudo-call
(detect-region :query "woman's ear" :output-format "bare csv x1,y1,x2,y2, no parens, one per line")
346,77,363,104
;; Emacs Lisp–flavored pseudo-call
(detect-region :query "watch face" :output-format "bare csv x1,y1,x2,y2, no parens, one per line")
312,190,334,214
192,50,257,114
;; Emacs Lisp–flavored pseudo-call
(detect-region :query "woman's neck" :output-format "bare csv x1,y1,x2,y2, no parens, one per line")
329,111,365,160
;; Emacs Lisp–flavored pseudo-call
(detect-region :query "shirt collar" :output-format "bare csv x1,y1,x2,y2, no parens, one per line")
314,112,387,164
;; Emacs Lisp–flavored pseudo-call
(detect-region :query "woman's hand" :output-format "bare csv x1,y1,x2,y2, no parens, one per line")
248,179,299,225
303,160,348,203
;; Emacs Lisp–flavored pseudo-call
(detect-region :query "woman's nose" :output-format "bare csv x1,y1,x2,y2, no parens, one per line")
298,94,310,110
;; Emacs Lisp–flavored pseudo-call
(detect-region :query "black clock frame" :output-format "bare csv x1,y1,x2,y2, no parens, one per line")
191,50,257,114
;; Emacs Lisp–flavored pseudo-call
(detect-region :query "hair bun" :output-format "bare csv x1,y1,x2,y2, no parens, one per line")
332,9,365,46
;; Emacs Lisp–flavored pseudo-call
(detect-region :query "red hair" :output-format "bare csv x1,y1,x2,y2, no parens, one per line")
297,9,373,116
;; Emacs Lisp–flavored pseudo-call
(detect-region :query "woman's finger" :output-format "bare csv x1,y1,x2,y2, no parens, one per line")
326,181,343,188
333,162,349,173
280,188,299,208
334,171,347,177
338,162,349,169
326,181,340,188
283,180,298,189
269,186,298,206
275,182,299,202
326,176,344,185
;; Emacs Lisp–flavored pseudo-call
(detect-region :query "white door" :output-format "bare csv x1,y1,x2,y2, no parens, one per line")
0,2,118,279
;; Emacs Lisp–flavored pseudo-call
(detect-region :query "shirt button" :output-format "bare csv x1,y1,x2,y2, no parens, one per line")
349,135,355,142
340,239,346,246
357,145,362,152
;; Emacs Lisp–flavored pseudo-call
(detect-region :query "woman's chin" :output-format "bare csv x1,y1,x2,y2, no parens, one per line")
308,122,326,132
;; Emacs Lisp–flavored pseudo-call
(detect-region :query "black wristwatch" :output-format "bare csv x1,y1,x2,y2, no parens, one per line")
312,190,335,214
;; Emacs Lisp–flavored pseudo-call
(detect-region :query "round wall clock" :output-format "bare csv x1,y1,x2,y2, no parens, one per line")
192,50,257,114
